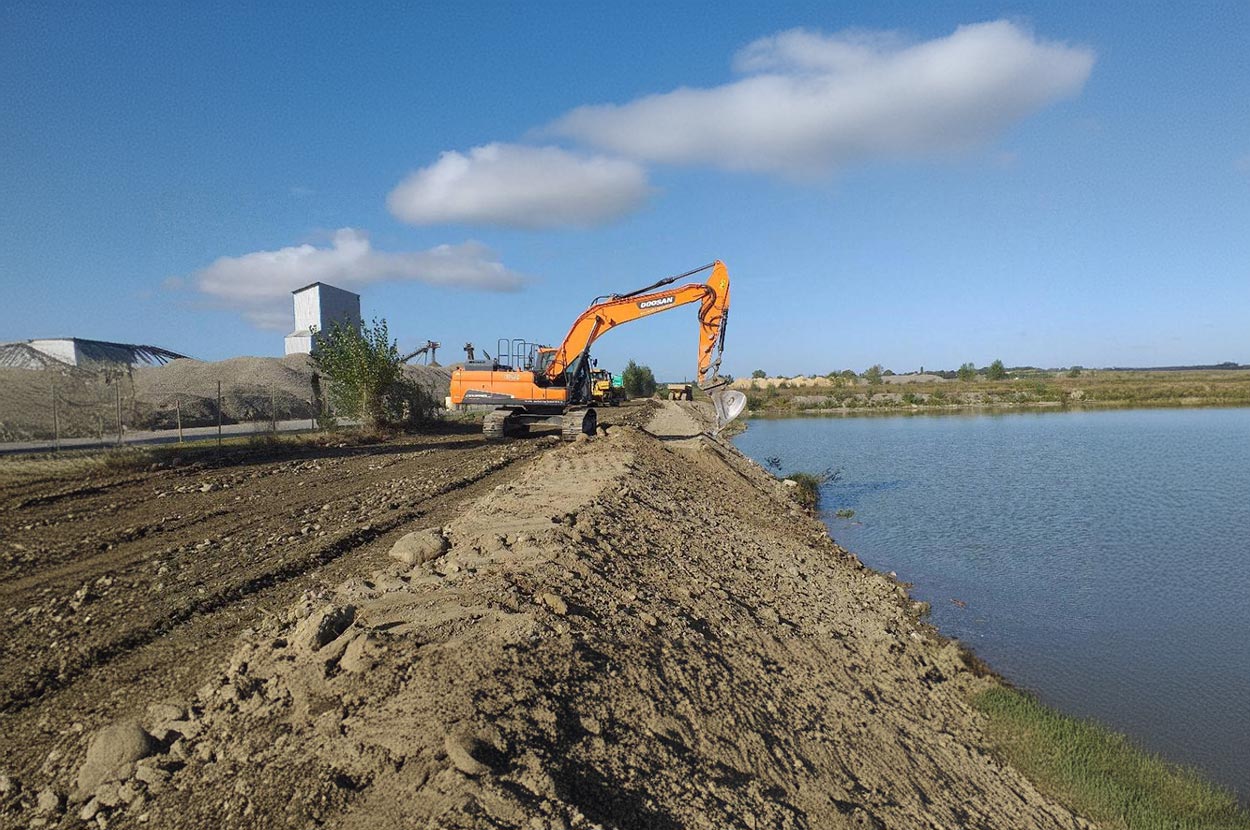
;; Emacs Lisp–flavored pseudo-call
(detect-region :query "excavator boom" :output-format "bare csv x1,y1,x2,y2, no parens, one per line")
544,261,730,387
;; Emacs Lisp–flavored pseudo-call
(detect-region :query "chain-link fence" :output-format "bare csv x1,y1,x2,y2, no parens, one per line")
0,365,324,447
0,358,452,449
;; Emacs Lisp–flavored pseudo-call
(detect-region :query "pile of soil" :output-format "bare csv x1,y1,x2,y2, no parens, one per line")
2,403,1090,828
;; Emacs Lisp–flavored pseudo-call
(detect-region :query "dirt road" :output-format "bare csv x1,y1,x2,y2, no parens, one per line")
1,403,1091,829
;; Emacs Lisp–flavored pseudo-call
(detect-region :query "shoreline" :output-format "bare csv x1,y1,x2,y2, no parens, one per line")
1,402,1243,828
746,398,1250,420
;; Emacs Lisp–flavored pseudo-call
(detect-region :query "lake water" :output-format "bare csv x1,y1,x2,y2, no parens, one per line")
733,408,1250,798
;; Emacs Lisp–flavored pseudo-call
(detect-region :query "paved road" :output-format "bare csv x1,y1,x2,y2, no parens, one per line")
0,418,324,455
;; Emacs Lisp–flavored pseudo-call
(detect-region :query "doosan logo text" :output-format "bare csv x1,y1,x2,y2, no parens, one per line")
638,296,675,310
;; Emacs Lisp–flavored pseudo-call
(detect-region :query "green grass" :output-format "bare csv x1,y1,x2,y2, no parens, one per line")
786,472,824,509
975,685,1249,830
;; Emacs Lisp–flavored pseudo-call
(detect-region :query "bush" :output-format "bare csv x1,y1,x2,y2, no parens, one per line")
311,318,435,429
864,364,884,385
987,359,1008,380
621,360,658,398
751,369,767,379
782,467,840,509
958,362,977,381
787,473,824,509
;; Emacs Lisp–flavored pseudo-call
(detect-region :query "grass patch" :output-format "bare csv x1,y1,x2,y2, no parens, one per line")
786,472,825,509
975,685,1249,830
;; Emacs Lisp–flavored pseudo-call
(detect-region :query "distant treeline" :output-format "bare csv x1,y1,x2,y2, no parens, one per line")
922,361,1247,378
1106,361,1249,372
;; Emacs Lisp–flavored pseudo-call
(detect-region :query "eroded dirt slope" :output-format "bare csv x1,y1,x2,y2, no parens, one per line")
3,404,1090,829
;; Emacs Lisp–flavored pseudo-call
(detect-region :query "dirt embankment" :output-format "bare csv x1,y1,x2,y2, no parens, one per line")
1,403,1090,829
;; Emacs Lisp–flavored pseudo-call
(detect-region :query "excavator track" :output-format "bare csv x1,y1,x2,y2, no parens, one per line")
562,407,597,441
483,409,511,441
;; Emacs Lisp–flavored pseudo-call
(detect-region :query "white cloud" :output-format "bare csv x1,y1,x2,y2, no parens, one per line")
387,143,651,229
549,21,1095,176
192,228,523,328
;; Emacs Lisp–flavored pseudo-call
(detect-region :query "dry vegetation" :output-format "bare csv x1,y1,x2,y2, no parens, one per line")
735,369,1250,415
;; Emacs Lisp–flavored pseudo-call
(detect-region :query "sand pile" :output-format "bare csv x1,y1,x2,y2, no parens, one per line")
14,404,1092,829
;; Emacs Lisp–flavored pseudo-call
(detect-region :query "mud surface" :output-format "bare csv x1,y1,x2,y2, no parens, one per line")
1,402,1090,829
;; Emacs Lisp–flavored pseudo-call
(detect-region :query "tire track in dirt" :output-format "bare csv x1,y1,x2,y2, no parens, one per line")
0,435,545,714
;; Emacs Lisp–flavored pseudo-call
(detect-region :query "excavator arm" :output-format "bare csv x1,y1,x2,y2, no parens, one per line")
541,260,745,426
544,261,731,386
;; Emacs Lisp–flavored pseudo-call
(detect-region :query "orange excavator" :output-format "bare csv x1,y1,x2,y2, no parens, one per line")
449,260,747,439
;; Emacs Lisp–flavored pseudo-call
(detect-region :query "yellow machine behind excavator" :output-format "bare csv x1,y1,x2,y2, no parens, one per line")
590,369,625,407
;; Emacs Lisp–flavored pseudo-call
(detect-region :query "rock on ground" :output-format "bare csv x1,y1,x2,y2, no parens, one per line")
388,527,449,566
75,720,157,795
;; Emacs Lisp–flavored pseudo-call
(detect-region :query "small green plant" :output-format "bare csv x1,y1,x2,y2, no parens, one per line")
834,508,856,519
782,467,841,509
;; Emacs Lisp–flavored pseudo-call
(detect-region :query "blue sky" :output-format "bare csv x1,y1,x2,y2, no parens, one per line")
2,1,1248,379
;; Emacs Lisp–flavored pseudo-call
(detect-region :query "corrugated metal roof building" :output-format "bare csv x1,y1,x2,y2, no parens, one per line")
0,338,187,370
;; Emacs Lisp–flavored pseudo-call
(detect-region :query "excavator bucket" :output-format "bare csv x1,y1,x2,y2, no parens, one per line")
710,388,748,429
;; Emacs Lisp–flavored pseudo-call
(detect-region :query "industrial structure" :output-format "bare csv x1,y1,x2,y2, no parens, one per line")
284,282,361,356
0,338,187,370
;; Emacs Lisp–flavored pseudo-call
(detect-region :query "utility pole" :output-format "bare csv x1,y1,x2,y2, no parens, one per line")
51,381,60,452
216,381,223,448
176,396,184,443
115,383,123,447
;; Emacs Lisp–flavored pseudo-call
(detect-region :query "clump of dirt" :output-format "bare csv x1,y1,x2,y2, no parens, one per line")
4,404,1091,829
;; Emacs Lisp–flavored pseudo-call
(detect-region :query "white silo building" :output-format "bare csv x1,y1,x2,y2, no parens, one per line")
284,283,362,355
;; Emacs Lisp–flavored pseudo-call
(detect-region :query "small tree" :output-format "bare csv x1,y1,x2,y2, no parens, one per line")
1068,366,1083,378
311,318,433,429
957,362,977,381
621,360,658,398
864,364,884,385
751,369,767,379
987,359,1007,380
